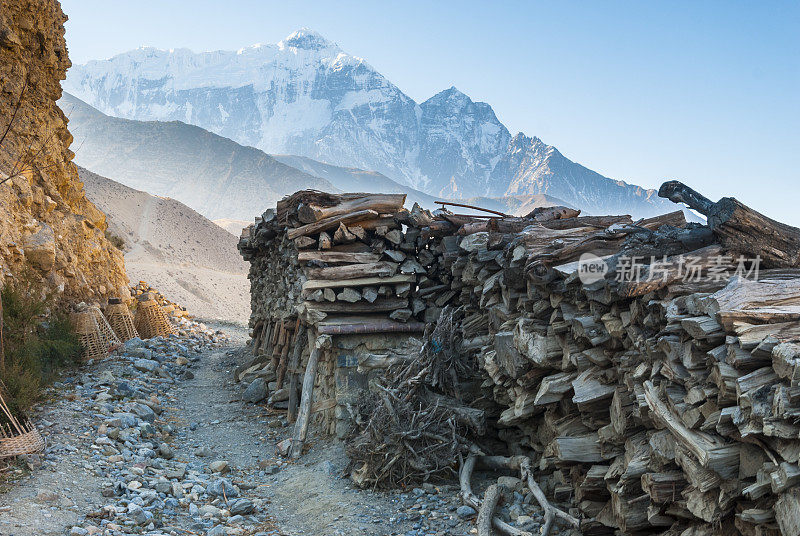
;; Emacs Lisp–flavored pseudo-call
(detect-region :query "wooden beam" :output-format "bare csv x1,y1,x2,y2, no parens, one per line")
287,209,379,239
305,262,398,280
297,251,380,264
302,274,415,291
304,297,408,313
316,319,426,335
297,193,405,223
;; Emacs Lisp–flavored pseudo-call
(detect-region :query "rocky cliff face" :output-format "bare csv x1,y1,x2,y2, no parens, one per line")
0,0,127,303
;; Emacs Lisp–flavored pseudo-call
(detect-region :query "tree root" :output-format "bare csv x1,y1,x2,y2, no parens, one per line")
459,448,580,536
477,484,503,536
520,458,580,536
459,451,533,536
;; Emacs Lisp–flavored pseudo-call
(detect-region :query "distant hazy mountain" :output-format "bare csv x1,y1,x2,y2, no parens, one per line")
65,29,678,218
270,154,440,209
62,92,333,221
63,92,446,220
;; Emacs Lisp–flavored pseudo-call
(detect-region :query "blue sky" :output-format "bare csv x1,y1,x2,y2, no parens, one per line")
62,0,799,224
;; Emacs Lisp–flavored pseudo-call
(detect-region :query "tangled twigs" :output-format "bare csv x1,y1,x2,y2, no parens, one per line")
459,450,580,536
346,307,484,488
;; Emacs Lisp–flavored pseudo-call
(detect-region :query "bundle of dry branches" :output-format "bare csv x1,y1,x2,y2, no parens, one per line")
346,307,486,488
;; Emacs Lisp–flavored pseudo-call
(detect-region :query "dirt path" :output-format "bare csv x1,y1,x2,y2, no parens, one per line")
0,325,475,536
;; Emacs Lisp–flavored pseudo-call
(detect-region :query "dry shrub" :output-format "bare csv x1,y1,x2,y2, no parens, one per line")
0,271,82,417
346,307,485,489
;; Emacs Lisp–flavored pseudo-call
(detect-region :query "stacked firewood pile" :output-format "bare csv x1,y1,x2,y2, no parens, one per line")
407,181,800,535
237,191,448,433
240,182,800,536
238,191,443,333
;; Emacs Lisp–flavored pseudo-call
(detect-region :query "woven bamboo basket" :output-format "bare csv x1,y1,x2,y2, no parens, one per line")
105,298,138,341
0,390,44,459
90,305,121,348
134,293,176,339
71,306,109,361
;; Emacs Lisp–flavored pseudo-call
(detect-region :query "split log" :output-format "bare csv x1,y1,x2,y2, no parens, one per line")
616,245,724,297
287,209,379,239
303,297,408,314
659,180,800,267
286,325,307,423
643,380,739,478
297,193,405,223
297,251,380,264
289,335,329,458
305,262,398,280
302,274,415,291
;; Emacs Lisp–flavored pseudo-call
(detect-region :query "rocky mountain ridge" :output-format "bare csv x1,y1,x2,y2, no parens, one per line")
64,29,676,217
62,92,571,221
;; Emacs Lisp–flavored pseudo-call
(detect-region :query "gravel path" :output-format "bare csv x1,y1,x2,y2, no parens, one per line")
0,324,492,536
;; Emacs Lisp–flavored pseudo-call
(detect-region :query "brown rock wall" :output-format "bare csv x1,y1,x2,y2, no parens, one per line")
0,0,128,302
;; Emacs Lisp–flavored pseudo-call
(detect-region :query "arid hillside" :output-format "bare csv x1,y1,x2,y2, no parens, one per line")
79,167,249,323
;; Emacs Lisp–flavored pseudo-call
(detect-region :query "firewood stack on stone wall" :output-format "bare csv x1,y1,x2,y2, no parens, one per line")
237,191,449,441
240,182,800,536
238,191,432,335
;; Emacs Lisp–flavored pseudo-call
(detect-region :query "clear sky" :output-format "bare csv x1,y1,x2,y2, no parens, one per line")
61,0,799,224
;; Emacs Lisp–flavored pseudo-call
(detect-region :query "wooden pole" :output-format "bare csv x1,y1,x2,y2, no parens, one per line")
289,335,329,458
286,324,307,423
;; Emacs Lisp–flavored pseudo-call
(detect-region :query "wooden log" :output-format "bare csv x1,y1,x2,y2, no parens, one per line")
289,336,328,458
287,209,379,239
641,472,687,503
294,236,316,249
526,205,582,221
318,231,332,249
286,325,307,423
659,180,800,268
477,484,502,536
305,262,398,280
316,319,426,335
643,380,740,478
303,297,408,314
540,214,632,230
638,210,687,230
302,274,415,291
616,245,724,298
332,222,357,244
776,486,800,536
705,276,800,330
552,434,606,463
297,193,405,223
297,251,379,264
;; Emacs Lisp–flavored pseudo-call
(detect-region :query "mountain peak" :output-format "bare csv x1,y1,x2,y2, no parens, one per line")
279,28,337,51
425,86,470,105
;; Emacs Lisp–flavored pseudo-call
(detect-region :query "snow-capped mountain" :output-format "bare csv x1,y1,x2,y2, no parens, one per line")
65,28,676,216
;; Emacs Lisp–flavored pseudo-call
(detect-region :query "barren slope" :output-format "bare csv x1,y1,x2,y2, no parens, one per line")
79,167,249,323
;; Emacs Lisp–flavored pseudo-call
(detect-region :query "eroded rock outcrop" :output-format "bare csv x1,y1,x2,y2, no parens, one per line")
0,0,127,301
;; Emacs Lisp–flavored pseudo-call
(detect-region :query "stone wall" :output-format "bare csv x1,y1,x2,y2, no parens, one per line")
0,0,128,303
